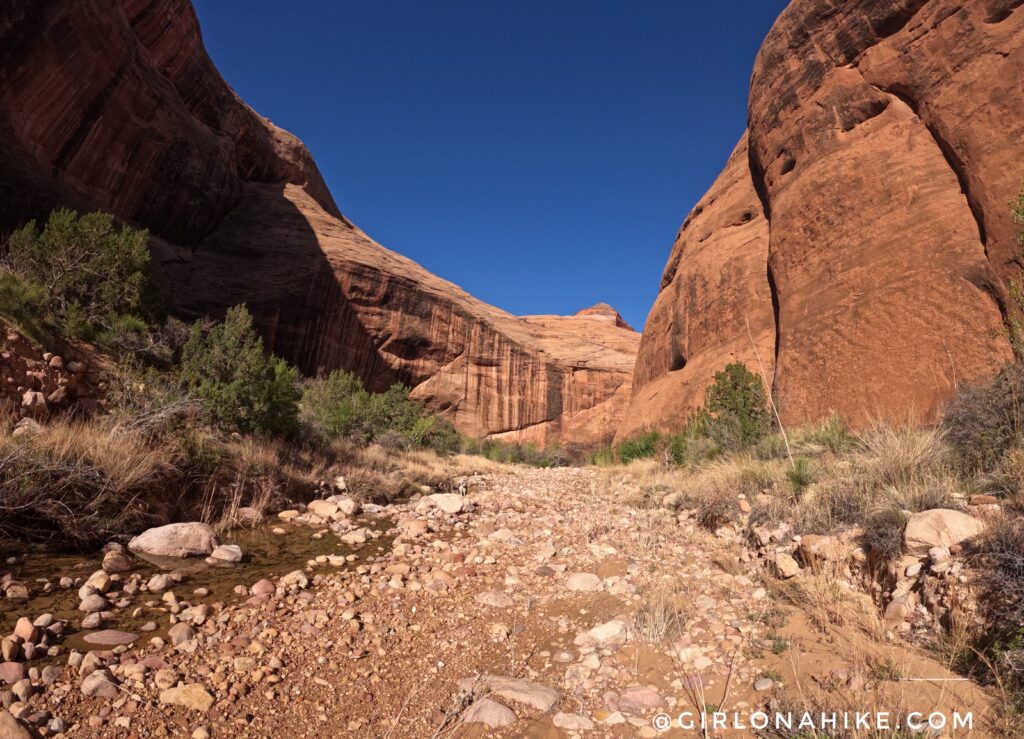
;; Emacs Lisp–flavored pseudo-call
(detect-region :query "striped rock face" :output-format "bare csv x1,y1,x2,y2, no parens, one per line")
0,0,637,447
621,0,1023,438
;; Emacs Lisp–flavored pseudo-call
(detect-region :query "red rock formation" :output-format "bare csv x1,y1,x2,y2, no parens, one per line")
622,0,1022,437
618,136,775,441
0,0,637,446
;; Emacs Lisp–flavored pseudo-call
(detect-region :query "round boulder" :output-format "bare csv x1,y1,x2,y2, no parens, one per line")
128,523,218,558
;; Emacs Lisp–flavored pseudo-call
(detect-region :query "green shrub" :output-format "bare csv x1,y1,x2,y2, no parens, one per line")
0,271,50,342
786,456,817,494
799,414,855,454
944,364,1024,472
704,362,771,450
300,368,459,452
180,305,300,436
618,431,662,464
3,209,157,346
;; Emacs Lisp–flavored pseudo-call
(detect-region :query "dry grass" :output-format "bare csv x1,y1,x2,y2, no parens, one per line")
0,413,483,550
0,417,173,546
633,588,688,644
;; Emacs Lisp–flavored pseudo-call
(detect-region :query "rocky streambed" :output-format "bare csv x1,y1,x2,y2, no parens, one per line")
0,468,1000,738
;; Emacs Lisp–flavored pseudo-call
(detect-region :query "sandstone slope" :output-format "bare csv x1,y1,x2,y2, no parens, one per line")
622,0,1023,437
0,0,637,446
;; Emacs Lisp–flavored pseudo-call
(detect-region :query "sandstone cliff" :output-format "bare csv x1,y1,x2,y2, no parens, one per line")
622,0,1023,438
0,0,637,446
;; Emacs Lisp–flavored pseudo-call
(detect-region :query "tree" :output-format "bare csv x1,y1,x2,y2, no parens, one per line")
180,305,300,436
5,209,153,340
704,362,772,450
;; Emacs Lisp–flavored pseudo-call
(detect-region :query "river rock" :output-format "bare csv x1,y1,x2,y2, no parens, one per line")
128,523,218,558
209,544,243,563
420,494,471,515
280,571,309,590
0,664,25,686
462,698,517,728
565,573,602,592
553,712,595,730
250,579,275,597
159,684,214,712
476,591,513,608
307,500,340,519
80,669,119,698
168,623,195,647
79,594,109,613
0,710,30,739
11,619,35,643
340,528,368,546
774,552,801,579
574,620,628,648
83,630,138,647
457,674,560,712
904,510,984,557
102,550,133,574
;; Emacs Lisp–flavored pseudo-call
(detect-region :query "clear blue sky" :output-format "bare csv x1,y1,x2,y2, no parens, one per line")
192,1,788,331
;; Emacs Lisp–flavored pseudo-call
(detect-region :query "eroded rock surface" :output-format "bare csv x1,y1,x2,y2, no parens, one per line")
622,0,1023,437
0,0,637,446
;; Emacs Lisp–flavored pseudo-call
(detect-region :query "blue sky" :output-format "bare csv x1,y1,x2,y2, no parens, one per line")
193,1,788,331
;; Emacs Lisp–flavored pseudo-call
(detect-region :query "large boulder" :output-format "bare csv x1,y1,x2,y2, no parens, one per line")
903,509,985,557
128,523,218,558
0,710,30,739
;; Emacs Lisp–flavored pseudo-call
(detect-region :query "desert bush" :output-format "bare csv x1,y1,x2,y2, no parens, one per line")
618,431,662,464
180,305,301,436
704,362,771,450
0,271,50,343
860,508,907,562
796,414,855,454
300,368,459,453
945,364,1024,472
2,209,159,347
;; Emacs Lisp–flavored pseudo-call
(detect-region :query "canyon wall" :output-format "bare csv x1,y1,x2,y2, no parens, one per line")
0,0,637,447
621,0,1024,438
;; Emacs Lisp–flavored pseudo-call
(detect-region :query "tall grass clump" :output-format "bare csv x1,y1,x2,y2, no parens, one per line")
618,431,662,464
0,419,171,546
944,364,1024,473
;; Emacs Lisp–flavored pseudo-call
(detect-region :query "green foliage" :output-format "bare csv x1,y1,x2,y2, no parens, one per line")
622,362,770,468
704,362,772,450
0,271,51,343
786,456,817,494
180,305,301,436
668,433,688,466
300,368,459,452
618,431,662,464
3,209,157,347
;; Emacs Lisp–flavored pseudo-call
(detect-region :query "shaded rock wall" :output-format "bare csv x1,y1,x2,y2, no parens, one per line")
0,0,637,447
